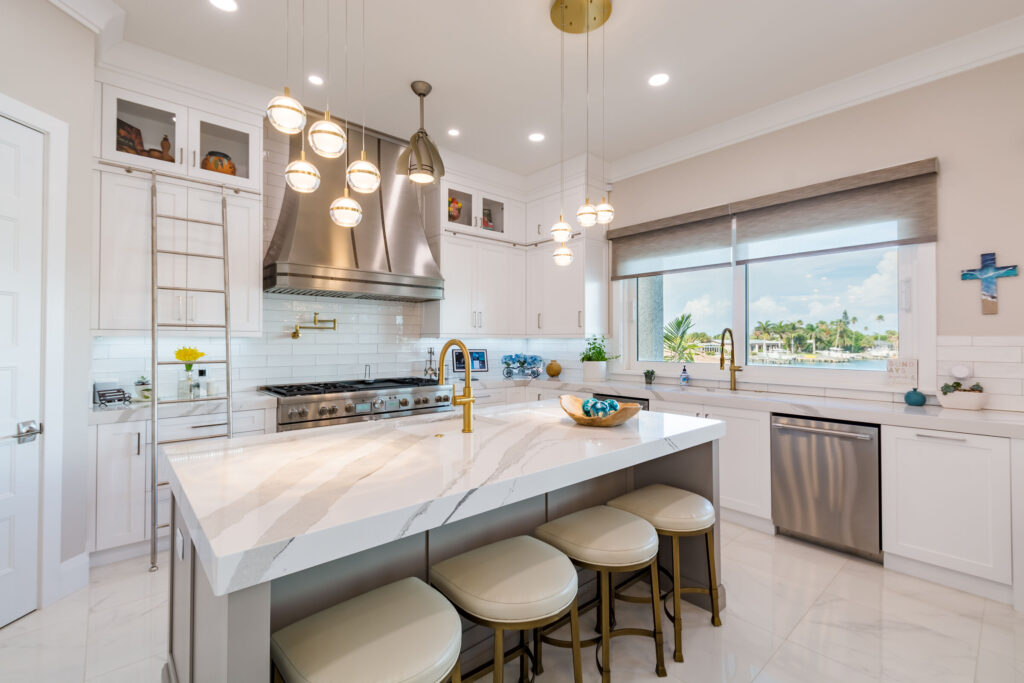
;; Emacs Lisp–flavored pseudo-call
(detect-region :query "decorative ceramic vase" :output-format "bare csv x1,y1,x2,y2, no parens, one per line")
448,198,462,221
582,360,607,382
904,387,926,406
545,360,562,378
177,370,200,400
201,151,236,176
937,391,986,410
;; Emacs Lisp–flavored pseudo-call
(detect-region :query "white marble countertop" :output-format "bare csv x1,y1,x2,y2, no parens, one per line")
529,379,1024,439
89,391,276,425
162,400,725,596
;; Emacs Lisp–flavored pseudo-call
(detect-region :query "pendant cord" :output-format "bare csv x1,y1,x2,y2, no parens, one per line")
343,0,350,169
601,18,606,195
284,0,289,89
325,0,330,111
360,0,367,153
300,0,305,102
559,0,565,218
584,7,590,200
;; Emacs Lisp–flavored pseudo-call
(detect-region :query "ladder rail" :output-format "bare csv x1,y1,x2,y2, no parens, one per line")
149,175,235,572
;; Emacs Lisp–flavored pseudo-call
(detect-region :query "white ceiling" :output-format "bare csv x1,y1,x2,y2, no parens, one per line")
113,0,1024,176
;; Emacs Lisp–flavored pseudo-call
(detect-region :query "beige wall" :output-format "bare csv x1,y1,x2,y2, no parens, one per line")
613,55,1024,336
0,0,95,560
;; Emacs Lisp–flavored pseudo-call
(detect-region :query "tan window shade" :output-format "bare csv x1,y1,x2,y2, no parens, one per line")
735,173,937,264
610,214,732,280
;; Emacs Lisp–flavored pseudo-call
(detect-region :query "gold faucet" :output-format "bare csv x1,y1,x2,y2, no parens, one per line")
719,328,743,391
438,339,475,433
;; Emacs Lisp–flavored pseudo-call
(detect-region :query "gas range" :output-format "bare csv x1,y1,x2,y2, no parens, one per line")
259,377,454,431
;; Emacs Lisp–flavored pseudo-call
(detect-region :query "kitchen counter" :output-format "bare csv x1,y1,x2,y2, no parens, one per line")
88,390,275,424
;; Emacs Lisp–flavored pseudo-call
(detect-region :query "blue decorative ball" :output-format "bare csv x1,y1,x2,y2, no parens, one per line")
589,400,611,418
581,398,599,416
604,399,620,413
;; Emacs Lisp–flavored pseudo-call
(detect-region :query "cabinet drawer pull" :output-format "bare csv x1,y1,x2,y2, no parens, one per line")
914,433,968,443
135,432,141,455
191,422,228,429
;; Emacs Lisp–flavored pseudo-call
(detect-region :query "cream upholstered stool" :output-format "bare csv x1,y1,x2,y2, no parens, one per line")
534,505,666,682
430,535,583,683
608,484,721,663
270,576,462,683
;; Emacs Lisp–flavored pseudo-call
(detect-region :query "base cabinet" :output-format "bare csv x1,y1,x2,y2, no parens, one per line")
882,426,1011,584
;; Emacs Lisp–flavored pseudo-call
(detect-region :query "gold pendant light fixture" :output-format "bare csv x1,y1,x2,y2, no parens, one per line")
330,0,362,227
397,81,445,184
346,0,381,194
574,0,597,229
266,0,307,134
282,0,320,193
595,12,614,225
550,0,573,264
308,1,347,159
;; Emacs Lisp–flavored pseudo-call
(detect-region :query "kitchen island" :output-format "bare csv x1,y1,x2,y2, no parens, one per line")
161,400,726,683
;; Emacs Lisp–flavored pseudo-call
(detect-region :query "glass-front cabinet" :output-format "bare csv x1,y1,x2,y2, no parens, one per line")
440,180,525,243
101,85,261,191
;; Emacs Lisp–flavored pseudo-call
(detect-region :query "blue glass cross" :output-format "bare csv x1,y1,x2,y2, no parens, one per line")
961,252,1018,315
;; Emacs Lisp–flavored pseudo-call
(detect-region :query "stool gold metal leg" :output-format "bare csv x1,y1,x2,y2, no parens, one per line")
450,659,462,683
649,559,667,677
706,527,722,627
671,534,684,662
600,570,611,683
533,627,544,675
569,599,583,683
494,628,504,683
518,630,528,683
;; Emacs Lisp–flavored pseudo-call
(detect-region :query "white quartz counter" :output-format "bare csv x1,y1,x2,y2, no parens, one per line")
163,400,724,596
89,390,276,425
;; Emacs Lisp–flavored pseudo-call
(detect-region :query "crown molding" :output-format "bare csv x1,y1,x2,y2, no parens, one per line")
608,14,1024,183
49,0,124,54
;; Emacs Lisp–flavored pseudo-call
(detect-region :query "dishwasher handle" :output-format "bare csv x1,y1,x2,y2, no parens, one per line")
771,423,873,440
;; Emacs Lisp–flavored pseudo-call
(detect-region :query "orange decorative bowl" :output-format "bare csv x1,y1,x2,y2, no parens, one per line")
201,151,236,176
559,394,642,427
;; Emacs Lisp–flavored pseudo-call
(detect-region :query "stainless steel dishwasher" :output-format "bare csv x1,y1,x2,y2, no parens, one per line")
770,415,881,561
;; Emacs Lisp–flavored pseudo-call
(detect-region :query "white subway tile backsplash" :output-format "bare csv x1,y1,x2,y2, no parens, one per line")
936,336,972,346
972,362,1024,379
936,346,1022,362
935,336,1024,412
971,336,1024,347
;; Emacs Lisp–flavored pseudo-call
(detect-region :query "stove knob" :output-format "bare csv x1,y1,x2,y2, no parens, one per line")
299,407,309,418
319,405,331,417
418,397,427,405
329,405,339,415
399,398,409,407
344,403,355,413
435,395,444,403
372,398,385,410
287,408,299,418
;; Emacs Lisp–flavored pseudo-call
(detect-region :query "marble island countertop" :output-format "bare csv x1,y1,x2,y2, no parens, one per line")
163,400,725,596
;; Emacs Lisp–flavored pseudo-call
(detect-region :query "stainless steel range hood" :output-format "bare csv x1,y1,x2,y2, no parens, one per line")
263,123,443,301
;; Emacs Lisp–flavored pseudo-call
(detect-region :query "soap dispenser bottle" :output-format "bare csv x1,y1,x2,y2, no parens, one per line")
678,365,690,386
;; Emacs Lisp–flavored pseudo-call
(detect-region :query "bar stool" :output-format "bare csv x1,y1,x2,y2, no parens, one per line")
430,535,583,683
270,576,462,683
608,484,720,663
534,505,666,682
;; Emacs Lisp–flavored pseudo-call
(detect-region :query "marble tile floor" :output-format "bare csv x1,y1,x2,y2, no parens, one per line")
1,521,1021,682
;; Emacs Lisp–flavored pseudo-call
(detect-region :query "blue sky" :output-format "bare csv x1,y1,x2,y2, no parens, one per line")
660,246,898,337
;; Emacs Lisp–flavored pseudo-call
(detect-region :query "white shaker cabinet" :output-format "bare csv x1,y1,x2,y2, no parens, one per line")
882,426,1011,584
94,422,148,551
526,235,608,338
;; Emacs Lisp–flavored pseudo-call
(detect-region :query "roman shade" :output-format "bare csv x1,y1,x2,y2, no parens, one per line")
609,158,937,278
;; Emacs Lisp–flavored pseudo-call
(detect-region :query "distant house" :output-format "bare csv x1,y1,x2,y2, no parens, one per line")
749,339,784,354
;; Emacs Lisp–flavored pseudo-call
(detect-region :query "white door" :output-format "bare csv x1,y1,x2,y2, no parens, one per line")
0,116,43,626
475,242,524,335
439,238,476,335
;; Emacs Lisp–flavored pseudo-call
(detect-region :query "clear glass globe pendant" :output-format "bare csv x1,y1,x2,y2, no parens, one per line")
347,148,381,194
550,217,572,243
267,87,307,135
284,149,320,193
576,198,598,228
329,187,362,227
596,197,614,225
553,245,574,266
308,111,347,159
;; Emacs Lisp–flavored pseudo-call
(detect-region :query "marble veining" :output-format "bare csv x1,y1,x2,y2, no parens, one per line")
163,400,724,595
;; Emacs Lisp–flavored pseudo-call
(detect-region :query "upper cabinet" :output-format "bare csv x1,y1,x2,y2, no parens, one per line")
101,85,261,191
525,235,608,338
437,180,526,244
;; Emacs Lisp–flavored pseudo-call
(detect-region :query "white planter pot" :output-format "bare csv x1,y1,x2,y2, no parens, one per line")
937,391,986,410
582,361,607,382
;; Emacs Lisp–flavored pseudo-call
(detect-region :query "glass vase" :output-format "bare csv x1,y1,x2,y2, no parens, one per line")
177,369,200,400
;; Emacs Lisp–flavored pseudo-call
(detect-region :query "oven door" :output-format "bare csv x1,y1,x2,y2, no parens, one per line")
277,414,374,431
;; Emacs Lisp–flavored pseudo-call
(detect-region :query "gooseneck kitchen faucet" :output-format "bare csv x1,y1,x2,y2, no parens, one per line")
438,339,476,433
719,327,743,391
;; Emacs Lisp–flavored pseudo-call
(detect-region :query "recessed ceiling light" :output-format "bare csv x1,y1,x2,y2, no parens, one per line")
528,132,545,142
209,0,238,12
308,74,324,86
648,73,670,87
447,128,460,137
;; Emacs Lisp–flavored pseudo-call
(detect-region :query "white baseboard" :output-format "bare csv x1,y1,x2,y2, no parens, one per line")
90,536,170,568
42,552,90,607
884,553,1013,604
721,507,776,535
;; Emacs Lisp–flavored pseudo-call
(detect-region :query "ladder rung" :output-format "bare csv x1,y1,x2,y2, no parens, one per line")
157,360,228,365
156,249,224,259
156,286,226,294
157,433,229,445
156,214,223,227
157,396,228,405
156,523,170,529
157,481,169,487
157,323,227,329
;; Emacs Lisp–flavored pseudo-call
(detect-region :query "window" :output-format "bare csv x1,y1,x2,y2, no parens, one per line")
745,246,898,370
637,267,732,363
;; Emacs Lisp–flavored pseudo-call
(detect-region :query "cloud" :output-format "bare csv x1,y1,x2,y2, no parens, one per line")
846,250,897,314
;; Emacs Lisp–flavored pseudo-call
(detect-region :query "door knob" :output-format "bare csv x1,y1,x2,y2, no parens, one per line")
2,420,42,444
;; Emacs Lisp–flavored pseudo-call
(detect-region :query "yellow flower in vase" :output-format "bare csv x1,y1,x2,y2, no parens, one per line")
174,346,205,372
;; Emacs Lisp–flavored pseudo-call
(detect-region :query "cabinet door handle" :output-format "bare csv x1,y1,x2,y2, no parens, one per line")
177,295,184,321
135,432,141,455
192,150,197,167
479,311,483,328
537,223,541,235
914,432,968,443
179,147,184,165
578,310,582,328
537,313,542,329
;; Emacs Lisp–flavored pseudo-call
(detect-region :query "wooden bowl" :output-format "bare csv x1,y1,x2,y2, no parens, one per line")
559,394,642,427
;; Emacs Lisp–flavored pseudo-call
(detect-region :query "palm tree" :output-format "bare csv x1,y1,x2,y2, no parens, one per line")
663,313,700,362
753,320,773,339
876,314,885,323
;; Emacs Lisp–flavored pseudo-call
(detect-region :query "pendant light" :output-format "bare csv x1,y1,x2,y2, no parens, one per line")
330,0,362,227
575,9,597,228
551,0,574,263
266,1,306,135
595,18,614,224
308,0,347,158
346,0,381,194
397,81,445,184
283,0,319,193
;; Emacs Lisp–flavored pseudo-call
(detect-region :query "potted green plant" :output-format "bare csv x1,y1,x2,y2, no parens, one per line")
643,369,655,385
579,335,619,382
938,381,986,410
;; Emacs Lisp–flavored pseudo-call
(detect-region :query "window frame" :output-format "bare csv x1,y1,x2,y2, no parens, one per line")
614,243,936,393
